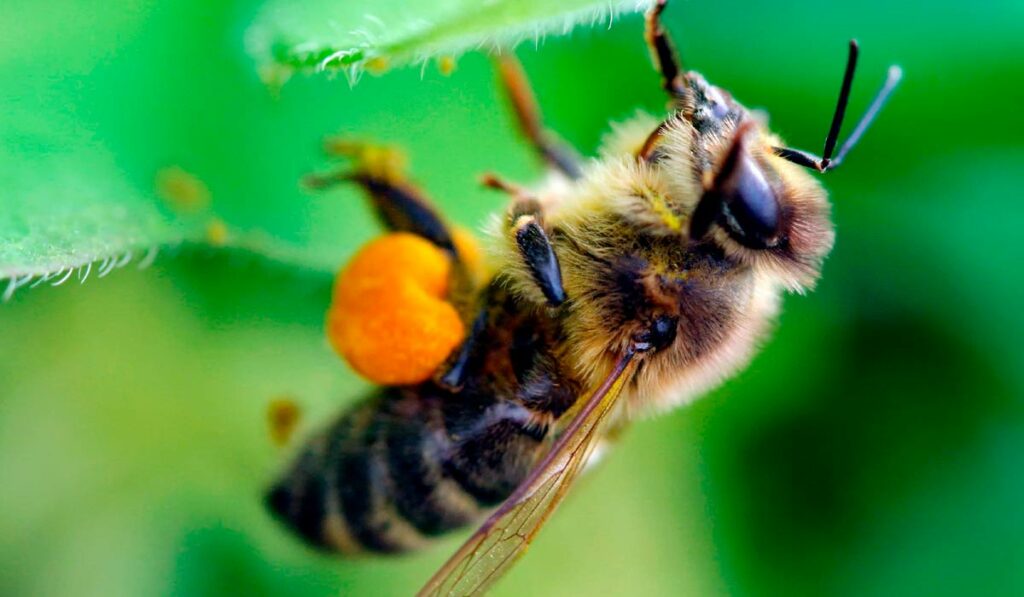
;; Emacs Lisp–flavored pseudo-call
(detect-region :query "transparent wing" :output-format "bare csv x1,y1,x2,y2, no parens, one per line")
417,350,640,597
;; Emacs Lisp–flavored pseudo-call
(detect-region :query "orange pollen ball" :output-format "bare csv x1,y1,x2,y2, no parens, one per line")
326,233,465,385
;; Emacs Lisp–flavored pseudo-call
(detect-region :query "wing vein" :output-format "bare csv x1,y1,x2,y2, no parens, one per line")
418,349,639,596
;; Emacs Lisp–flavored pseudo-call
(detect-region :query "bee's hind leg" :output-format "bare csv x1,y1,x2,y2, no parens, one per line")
496,56,583,180
305,140,457,254
646,0,685,98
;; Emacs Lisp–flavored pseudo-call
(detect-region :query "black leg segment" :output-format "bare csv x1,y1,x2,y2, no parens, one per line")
438,307,489,391
482,173,568,307
305,141,457,254
347,174,456,254
511,206,566,307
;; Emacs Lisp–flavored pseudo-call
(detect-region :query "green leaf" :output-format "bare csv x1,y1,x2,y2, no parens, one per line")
248,0,652,78
0,0,651,301
0,107,200,295
0,0,208,296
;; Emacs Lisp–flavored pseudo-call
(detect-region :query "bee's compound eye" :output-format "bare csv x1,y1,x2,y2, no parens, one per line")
635,314,679,353
719,155,782,249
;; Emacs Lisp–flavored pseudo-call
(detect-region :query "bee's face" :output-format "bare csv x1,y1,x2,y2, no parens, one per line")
549,96,834,388
556,219,755,387
651,76,836,292
697,127,836,292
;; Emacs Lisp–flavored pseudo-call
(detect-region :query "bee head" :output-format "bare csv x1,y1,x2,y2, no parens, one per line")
683,41,901,292
688,120,835,292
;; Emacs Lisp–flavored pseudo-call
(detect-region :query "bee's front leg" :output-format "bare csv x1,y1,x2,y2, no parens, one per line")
483,174,566,307
645,0,685,98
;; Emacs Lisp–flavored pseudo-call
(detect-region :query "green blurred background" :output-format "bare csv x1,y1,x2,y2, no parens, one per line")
1,0,1022,595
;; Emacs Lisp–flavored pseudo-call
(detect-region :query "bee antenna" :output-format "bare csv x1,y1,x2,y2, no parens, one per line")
821,39,860,169
772,40,902,173
829,63,903,169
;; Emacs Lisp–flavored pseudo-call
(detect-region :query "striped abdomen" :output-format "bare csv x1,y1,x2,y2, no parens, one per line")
266,284,579,553
265,384,559,553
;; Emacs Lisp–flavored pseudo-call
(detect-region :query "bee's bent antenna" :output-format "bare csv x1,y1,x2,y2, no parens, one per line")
772,40,902,173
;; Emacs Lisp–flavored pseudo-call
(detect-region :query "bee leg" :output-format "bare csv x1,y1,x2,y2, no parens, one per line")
646,0,685,97
347,173,457,254
496,56,583,180
513,212,566,306
483,173,567,307
305,141,457,254
438,307,488,391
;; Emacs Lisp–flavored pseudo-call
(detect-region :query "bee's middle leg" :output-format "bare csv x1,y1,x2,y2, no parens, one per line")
496,56,583,180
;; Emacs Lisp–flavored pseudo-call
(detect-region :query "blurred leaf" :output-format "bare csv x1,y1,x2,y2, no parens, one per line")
0,107,200,291
2,0,646,299
248,0,652,78
0,1,206,293
2,0,1024,595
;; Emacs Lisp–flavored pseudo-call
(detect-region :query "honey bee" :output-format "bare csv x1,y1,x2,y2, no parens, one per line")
266,1,902,593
